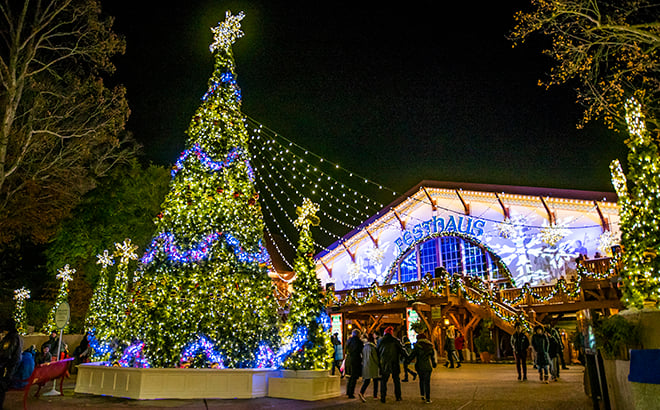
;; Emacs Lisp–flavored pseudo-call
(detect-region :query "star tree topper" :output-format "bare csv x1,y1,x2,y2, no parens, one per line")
294,198,321,228
210,11,245,53
96,249,115,269
115,239,139,265
56,264,75,282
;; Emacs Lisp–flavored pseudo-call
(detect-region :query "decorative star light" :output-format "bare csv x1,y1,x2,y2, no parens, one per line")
56,264,75,282
14,287,31,301
209,11,245,53
497,218,518,239
367,247,385,265
294,198,320,228
115,239,139,265
539,222,570,247
347,261,361,281
96,249,115,269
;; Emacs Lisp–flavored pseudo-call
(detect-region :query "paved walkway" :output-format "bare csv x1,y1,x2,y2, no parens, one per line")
4,364,593,409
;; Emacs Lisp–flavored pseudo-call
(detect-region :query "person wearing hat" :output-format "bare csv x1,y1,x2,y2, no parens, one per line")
377,326,408,403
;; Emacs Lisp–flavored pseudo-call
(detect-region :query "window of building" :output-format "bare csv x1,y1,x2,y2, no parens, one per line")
439,237,462,275
399,249,418,283
419,240,438,278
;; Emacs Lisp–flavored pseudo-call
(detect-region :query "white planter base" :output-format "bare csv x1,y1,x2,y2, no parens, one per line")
267,370,341,401
74,363,280,400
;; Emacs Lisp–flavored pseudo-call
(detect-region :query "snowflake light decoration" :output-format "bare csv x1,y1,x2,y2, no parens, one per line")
367,247,385,265
497,218,517,239
56,264,75,282
96,249,115,269
294,198,320,228
209,11,245,53
14,287,30,301
539,223,570,247
598,231,618,256
347,261,360,280
115,239,139,265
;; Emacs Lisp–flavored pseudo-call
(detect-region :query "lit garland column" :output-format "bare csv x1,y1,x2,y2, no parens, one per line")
86,249,115,358
610,97,660,308
42,264,74,333
126,11,279,368
107,239,138,342
13,287,31,335
283,198,332,370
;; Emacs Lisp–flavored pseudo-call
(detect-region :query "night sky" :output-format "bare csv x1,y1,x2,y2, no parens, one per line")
103,1,627,196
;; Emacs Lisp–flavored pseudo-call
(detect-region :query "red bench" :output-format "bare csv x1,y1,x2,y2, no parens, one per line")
10,357,74,410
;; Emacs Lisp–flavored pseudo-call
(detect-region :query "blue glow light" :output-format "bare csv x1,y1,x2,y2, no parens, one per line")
171,144,241,178
180,335,226,368
87,328,113,359
317,310,332,332
141,231,220,265
224,233,270,264
118,341,150,368
202,72,242,102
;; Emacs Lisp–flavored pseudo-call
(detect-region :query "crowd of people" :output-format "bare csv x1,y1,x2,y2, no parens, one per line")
0,327,92,409
330,321,570,404
333,326,445,404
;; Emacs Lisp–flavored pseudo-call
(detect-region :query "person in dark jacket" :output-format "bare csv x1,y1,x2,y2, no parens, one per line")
1,324,23,409
358,333,379,402
547,326,561,381
377,326,408,403
531,325,550,383
401,336,417,382
345,329,363,399
408,332,437,403
511,324,530,381
41,330,61,355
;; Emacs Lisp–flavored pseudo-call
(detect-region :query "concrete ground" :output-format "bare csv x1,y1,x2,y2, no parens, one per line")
4,363,593,410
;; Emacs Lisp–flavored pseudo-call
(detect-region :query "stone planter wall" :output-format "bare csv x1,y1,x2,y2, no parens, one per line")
74,363,279,400
267,369,341,401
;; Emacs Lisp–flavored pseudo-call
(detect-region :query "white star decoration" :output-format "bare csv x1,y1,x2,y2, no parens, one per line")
210,11,245,53
14,287,30,301
96,249,115,269
56,264,75,282
115,239,139,265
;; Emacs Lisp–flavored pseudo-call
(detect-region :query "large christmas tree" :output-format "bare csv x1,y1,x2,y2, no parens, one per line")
126,11,279,368
610,97,660,309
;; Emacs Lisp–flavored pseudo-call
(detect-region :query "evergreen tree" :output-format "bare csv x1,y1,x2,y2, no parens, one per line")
610,97,660,308
42,265,74,333
283,198,332,370
126,11,279,368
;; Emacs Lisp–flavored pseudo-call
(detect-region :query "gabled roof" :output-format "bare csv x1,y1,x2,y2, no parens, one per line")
316,180,617,259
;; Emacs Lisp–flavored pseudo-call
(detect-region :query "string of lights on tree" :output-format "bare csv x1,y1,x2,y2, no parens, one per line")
13,287,30,335
610,97,660,308
42,264,74,333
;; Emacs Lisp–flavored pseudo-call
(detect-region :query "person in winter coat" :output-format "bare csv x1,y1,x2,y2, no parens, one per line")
444,325,460,368
330,333,343,377
345,329,363,398
377,326,408,403
455,330,465,362
401,336,417,382
511,324,530,381
10,347,35,389
531,325,551,383
1,324,23,409
547,326,561,381
41,331,61,356
358,333,380,402
408,332,437,403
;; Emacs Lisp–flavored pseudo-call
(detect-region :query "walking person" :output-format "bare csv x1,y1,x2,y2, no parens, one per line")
377,326,408,403
511,324,530,381
455,330,465,363
547,326,561,381
531,325,551,383
358,333,380,402
401,336,417,382
330,332,343,377
444,325,460,368
345,329,363,399
408,331,437,404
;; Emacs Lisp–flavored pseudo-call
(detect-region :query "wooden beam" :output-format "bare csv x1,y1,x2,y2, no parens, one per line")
340,242,355,262
594,201,610,232
365,228,379,248
367,315,383,333
495,192,510,220
455,189,470,215
540,196,556,225
421,187,437,211
393,209,406,230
